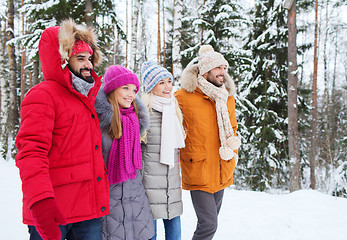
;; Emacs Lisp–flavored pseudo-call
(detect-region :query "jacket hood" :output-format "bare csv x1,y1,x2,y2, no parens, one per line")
39,19,102,87
180,64,236,96
58,19,102,67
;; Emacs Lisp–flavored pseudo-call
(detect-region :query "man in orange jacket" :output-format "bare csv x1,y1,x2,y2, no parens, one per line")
15,19,110,240
175,45,241,240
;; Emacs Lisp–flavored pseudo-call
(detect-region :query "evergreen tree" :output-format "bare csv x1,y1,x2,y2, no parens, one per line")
198,0,245,50
237,0,289,191
187,0,247,66
179,1,201,68
329,87,347,197
163,6,173,74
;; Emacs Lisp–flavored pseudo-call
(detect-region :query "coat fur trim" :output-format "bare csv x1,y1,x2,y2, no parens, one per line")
180,64,236,96
58,19,102,67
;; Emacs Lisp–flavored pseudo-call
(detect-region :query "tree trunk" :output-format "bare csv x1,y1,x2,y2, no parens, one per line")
20,0,26,103
200,0,206,45
162,0,166,67
330,29,338,163
157,0,161,63
139,0,147,63
4,0,18,159
287,0,301,192
129,0,140,72
310,0,319,190
85,0,93,26
323,0,332,173
0,19,9,158
0,19,5,115
7,0,19,131
32,60,40,87
172,0,182,81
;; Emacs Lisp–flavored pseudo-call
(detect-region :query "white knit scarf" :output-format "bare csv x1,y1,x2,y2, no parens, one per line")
152,95,185,168
197,74,241,162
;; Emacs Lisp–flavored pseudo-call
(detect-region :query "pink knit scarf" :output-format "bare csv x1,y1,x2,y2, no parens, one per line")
107,106,142,184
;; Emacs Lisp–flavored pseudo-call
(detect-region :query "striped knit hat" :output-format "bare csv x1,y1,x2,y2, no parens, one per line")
198,45,229,75
141,61,173,93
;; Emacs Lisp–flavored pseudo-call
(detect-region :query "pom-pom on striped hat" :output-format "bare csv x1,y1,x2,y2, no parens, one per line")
198,45,229,75
141,61,173,93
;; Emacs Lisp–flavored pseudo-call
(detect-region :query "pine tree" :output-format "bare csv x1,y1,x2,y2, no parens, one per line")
164,0,201,73
237,0,289,191
180,2,200,68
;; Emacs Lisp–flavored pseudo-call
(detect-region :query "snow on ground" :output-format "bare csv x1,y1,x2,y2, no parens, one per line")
1,160,346,240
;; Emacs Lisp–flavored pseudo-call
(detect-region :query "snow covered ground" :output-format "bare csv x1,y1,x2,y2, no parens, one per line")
1,159,346,240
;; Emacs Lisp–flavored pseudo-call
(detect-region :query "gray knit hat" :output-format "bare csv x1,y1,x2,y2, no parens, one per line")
198,45,229,75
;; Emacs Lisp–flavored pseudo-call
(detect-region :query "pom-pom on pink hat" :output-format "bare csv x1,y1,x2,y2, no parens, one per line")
103,65,140,94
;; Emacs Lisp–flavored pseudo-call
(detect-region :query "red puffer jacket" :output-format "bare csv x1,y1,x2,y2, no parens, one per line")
15,25,110,225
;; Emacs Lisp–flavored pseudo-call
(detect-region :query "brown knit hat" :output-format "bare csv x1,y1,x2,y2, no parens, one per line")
198,45,229,75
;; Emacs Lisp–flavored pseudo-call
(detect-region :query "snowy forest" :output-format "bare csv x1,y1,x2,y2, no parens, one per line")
0,0,346,197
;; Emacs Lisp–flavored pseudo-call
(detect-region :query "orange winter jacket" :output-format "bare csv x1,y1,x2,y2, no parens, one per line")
175,64,239,194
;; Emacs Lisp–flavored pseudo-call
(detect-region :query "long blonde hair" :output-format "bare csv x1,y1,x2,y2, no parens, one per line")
107,90,139,139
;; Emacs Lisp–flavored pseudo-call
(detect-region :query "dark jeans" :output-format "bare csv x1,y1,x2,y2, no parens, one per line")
28,218,101,240
190,189,224,240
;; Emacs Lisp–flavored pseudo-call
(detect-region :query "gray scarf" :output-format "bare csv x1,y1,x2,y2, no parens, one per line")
71,72,94,97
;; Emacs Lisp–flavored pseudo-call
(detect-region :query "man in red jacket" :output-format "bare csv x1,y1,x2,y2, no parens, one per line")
15,19,110,240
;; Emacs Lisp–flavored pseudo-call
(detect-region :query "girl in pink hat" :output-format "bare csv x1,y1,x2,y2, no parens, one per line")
95,65,154,240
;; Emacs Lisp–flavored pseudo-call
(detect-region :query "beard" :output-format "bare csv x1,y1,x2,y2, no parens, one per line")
83,74,94,83
207,75,224,87
68,66,94,83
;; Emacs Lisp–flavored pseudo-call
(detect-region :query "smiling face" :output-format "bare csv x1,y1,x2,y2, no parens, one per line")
202,65,227,87
151,77,173,98
111,84,138,109
68,51,94,83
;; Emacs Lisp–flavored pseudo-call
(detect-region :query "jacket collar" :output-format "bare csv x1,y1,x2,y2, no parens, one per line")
39,22,102,90
180,64,236,96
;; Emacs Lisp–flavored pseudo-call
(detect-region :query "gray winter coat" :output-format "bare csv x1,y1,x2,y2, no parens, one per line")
141,109,183,220
95,88,154,240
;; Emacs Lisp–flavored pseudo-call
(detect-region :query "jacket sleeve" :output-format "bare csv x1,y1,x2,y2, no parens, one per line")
15,87,56,208
228,95,239,155
135,95,150,136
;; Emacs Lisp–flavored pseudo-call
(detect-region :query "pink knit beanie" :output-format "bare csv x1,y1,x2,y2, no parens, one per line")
198,45,229,75
103,65,140,94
